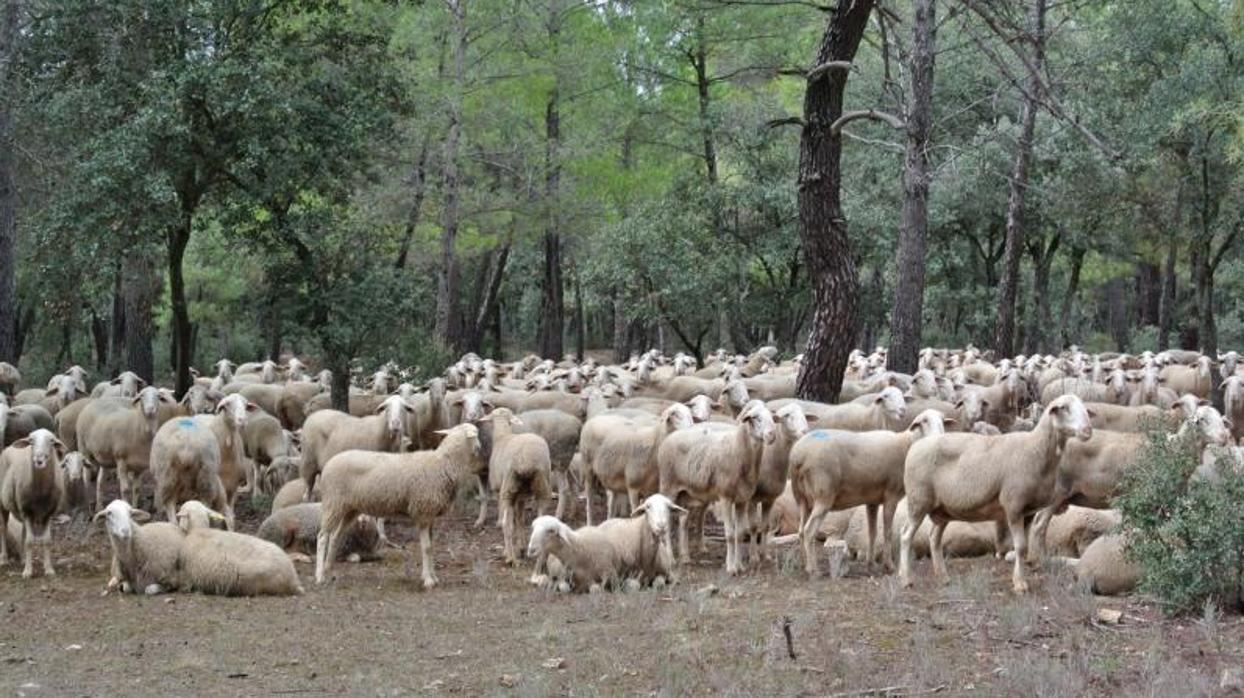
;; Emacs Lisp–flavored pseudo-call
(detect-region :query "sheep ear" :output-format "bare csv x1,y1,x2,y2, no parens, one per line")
450,397,464,407
943,417,957,427
45,388,58,397
111,377,123,385
245,401,259,412
630,503,648,516
52,438,67,459
980,399,991,409
804,415,818,423
669,502,689,514
1198,399,1210,407
131,509,152,523
434,428,453,436
953,400,964,409
1086,408,1097,419
10,437,30,449
92,509,107,522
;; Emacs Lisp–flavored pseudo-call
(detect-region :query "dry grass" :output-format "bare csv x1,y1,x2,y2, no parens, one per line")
1,493,1242,695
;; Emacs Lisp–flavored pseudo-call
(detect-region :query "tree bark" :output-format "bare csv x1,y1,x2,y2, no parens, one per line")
394,138,431,271
992,0,1046,359
536,84,564,359
1056,245,1085,349
465,243,510,354
794,0,873,402
109,260,126,374
90,306,108,370
0,0,20,364
886,0,936,375
167,214,194,398
434,0,466,350
573,265,585,361
1157,236,1176,351
122,249,158,384
1106,277,1128,353
1022,230,1059,355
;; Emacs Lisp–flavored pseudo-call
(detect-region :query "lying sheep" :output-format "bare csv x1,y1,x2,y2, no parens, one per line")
95,500,183,595
316,424,486,588
1039,506,1120,558
256,503,380,563
527,494,685,592
900,394,1094,593
0,429,68,577
841,499,999,562
791,410,952,577
261,455,302,497
175,501,303,596
480,408,553,565
1066,533,1140,595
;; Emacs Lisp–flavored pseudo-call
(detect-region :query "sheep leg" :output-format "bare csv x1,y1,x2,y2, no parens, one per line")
419,526,437,589
677,510,690,563
800,502,830,576
247,459,261,503
39,525,54,577
992,521,1009,559
116,463,135,507
864,504,880,570
501,500,517,566
1007,512,1030,594
583,472,595,527
473,475,489,529
316,520,345,584
899,503,928,588
554,471,569,520
21,521,34,579
880,497,899,572
605,490,615,521
929,518,948,581
94,466,107,515
1028,504,1058,563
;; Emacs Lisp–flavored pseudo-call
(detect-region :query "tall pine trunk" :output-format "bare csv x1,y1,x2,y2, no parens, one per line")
887,0,936,375
435,0,466,351
992,0,1046,359
123,249,157,384
0,0,19,364
1157,236,1176,351
167,212,194,398
537,9,564,361
794,0,874,402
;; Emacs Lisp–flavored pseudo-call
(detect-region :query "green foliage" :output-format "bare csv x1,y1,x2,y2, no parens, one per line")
1116,432,1244,615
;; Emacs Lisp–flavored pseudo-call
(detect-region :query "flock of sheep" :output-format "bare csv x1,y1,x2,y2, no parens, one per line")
0,343,1237,599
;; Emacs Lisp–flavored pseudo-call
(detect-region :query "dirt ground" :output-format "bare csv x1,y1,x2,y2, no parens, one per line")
2,490,1242,697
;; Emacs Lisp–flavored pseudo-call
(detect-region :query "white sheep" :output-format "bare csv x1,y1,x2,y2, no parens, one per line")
256,502,380,563
580,404,695,525
808,386,907,432
900,394,1095,593
175,501,304,596
316,424,486,588
480,408,553,565
94,500,183,595
526,494,685,592
0,429,68,577
1065,533,1140,595
750,404,814,562
78,386,178,510
149,415,233,528
658,400,776,574
791,409,953,576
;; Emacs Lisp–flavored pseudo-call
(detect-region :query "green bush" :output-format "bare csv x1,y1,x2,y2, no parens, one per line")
1115,431,1244,615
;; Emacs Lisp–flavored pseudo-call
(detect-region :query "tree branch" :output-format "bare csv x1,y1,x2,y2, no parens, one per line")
830,109,905,135
807,60,853,82
766,116,806,129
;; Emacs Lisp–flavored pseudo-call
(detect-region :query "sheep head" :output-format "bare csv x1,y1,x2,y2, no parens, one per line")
907,409,953,439
737,400,776,445
953,391,987,425
1044,395,1093,441
774,404,813,439
527,515,571,558
874,386,907,424
176,500,227,532
660,403,695,432
111,371,147,398
1185,405,1232,449
182,385,223,415
94,500,152,541
10,429,66,469
377,395,415,440
685,395,716,423
631,493,686,539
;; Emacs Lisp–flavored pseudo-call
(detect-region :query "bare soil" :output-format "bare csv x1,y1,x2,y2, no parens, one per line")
2,491,1241,697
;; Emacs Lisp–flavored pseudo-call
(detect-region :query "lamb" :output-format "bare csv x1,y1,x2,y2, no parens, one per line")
526,494,684,592
149,415,233,528
94,500,183,594
658,400,776,574
256,503,380,563
0,429,68,577
78,386,178,510
1159,356,1213,398
807,386,907,432
174,501,304,596
900,394,1095,593
316,423,486,588
1066,533,1140,595
513,409,581,520
479,408,553,565
581,404,694,525
791,409,953,576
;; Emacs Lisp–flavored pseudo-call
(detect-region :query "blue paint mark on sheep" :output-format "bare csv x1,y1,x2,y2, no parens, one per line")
176,418,196,429
807,429,830,440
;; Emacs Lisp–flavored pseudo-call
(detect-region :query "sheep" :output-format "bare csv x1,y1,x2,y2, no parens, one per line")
311,395,415,498
791,409,953,576
662,376,726,403
42,372,90,414
174,501,304,596
806,386,907,432
479,408,554,565
260,454,302,497
526,494,685,592
316,423,486,588
1127,366,1179,408
0,429,68,577
900,394,1095,593
233,383,285,417
78,386,178,510
57,451,91,519
1223,375,1244,443
1084,402,1172,433
1040,377,1108,405
658,400,776,574
841,499,999,562
750,404,814,562
243,411,299,500
97,371,147,398
3,402,53,448
581,404,695,526
0,361,20,396
1039,506,1120,558
1067,533,1140,595
299,398,399,499
256,503,380,563
513,409,580,520
179,384,222,415
1159,356,1212,399
273,477,315,510
94,500,183,595
149,416,233,528
274,381,324,430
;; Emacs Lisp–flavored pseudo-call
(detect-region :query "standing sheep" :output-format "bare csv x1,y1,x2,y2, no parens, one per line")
316,424,486,588
0,429,68,577
243,411,299,501
580,404,694,525
480,408,553,565
149,416,232,528
0,361,20,397
78,387,178,510
899,394,1095,593
513,409,580,520
750,404,814,562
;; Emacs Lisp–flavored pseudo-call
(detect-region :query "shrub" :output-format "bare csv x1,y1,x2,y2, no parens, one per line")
1115,431,1244,615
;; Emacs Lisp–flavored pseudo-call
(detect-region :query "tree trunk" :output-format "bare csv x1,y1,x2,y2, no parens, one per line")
466,243,510,354
434,0,466,350
573,266,585,361
167,215,194,399
0,0,19,364
992,0,1046,359
794,0,873,402
394,138,431,270
109,261,126,374
1106,277,1128,353
1057,245,1085,349
537,85,564,360
1157,236,1176,351
122,249,158,384
886,0,936,375
329,353,351,413
90,307,108,370
265,289,282,361
1135,262,1160,327
1022,230,1059,355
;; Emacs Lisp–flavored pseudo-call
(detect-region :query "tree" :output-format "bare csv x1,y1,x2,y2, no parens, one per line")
0,0,19,363
435,0,467,351
795,0,873,402
887,0,936,375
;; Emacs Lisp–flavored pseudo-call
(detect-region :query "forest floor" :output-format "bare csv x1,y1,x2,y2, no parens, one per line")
2,490,1242,697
